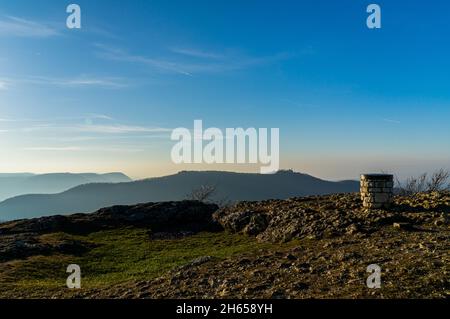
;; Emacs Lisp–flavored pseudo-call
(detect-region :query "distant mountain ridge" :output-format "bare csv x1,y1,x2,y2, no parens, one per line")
0,172,132,202
0,170,359,221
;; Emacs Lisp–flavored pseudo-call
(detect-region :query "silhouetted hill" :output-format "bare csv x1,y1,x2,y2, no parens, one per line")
0,170,358,221
0,173,131,201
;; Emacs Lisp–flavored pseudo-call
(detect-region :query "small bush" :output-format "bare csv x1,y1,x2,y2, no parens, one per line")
396,169,450,195
187,184,232,208
187,184,217,202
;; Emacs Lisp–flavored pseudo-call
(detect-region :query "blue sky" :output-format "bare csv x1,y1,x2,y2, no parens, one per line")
0,0,449,180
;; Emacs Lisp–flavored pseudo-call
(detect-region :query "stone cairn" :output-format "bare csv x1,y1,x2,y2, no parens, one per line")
360,174,394,209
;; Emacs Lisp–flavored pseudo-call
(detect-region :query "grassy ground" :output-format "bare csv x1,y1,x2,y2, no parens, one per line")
0,228,280,298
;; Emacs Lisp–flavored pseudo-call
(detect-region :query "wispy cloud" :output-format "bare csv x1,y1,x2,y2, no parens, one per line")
23,146,83,152
60,77,128,89
1,114,113,123
95,44,291,76
75,124,172,134
0,77,13,90
22,146,145,153
85,114,114,121
2,75,129,89
43,134,169,142
0,16,59,38
7,117,169,152
0,117,24,122
85,25,119,39
383,118,401,124
5,119,171,136
95,44,195,76
0,80,8,90
170,47,225,59
27,75,128,89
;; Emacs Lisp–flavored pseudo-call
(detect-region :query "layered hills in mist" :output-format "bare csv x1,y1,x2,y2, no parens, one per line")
0,173,131,202
0,170,359,221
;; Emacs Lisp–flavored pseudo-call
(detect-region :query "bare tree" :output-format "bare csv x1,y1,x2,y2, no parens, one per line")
397,169,450,195
186,184,233,207
187,184,217,202
405,173,427,194
427,169,450,192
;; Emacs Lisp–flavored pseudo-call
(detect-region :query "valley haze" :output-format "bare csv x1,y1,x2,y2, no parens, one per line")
0,172,131,202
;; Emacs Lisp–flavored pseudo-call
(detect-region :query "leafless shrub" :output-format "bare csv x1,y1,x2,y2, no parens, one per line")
187,184,217,202
427,168,450,192
396,169,450,196
187,184,233,208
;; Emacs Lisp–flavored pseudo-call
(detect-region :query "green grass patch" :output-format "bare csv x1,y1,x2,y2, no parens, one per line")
0,229,279,295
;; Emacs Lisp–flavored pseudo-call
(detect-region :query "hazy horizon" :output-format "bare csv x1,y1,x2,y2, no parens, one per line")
2,163,450,183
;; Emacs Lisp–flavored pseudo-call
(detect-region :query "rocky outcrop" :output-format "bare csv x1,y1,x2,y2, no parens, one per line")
0,201,219,262
0,201,219,236
213,192,449,242
0,233,94,262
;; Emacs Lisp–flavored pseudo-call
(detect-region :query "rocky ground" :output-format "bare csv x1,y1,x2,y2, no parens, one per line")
0,192,448,299
0,200,219,263
214,192,449,242
90,230,448,299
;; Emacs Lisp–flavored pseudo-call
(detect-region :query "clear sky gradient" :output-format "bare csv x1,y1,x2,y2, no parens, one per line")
0,0,449,180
